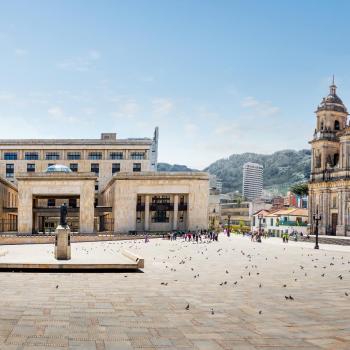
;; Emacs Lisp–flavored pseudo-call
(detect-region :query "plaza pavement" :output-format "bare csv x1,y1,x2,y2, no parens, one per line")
0,234,349,350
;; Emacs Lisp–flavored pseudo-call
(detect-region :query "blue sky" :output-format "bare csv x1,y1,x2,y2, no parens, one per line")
1,0,350,169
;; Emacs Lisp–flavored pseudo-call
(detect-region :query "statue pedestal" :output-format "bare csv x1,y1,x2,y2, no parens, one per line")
54,225,71,260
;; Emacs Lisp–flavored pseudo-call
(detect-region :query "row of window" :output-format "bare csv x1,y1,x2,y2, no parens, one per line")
5,163,142,177
2,151,146,161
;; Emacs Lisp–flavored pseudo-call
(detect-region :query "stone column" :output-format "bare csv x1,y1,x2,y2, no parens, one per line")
18,185,33,234
144,195,150,231
173,194,179,230
337,189,346,236
79,181,95,234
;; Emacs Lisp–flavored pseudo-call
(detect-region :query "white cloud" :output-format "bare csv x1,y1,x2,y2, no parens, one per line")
241,96,260,108
57,50,101,72
184,123,198,137
48,106,78,123
111,99,140,119
152,98,174,116
14,48,28,56
0,92,15,100
241,96,280,116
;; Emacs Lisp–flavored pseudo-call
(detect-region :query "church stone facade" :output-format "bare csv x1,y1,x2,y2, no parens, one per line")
309,80,350,236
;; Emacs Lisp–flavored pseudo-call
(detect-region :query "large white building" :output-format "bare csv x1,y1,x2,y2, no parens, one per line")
0,128,210,234
242,162,263,200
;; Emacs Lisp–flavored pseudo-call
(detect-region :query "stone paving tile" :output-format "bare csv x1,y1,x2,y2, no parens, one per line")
1,236,350,350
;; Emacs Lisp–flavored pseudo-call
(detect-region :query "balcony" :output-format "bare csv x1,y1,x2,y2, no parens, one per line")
150,203,174,211
277,221,307,227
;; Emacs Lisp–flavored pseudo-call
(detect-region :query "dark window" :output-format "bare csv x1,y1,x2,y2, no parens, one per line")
5,164,14,178
152,210,169,223
27,164,35,172
4,153,17,160
47,199,55,207
91,163,99,174
133,163,141,172
334,153,339,166
95,184,99,191
334,120,340,131
67,152,81,160
109,152,123,160
25,152,39,160
112,163,120,174
88,152,102,160
70,163,78,172
130,152,145,160
69,198,77,208
46,152,60,160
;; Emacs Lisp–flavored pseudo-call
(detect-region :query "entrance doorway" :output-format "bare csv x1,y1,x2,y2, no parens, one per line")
331,213,338,235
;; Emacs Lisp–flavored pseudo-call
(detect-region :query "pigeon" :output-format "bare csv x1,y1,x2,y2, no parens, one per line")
283,284,287,288
345,292,349,297
211,308,214,315
338,275,343,280
56,285,59,289
289,295,294,300
259,310,262,314
185,304,190,310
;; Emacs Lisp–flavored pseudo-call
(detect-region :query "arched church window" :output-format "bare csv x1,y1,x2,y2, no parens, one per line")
334,120,340,131
334,153,339,166
315,155,321,168
320,121,324,130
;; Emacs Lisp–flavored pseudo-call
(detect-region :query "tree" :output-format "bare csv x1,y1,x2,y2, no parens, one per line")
290,182,308,196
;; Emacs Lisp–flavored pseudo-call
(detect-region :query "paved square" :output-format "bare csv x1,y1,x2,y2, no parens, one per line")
0,235,349,349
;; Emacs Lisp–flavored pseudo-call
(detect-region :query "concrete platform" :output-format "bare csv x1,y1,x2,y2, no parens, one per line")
0,241,144,270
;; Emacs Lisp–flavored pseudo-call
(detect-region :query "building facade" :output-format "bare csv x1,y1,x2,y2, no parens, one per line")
309,80,350,236
0,176,18,232
0,129,209,234
0,129,159,191
242,162,263,200
252,208,308,236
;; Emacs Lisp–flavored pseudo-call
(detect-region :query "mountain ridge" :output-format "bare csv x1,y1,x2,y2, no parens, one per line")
158,149,311,194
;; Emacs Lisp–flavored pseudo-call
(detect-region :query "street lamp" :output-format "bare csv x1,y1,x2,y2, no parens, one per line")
227,215,231,236
313,211,322,249
257,213,263,242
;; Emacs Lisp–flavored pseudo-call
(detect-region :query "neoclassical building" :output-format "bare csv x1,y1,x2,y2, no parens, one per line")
309,80,350,236
0,129,209,234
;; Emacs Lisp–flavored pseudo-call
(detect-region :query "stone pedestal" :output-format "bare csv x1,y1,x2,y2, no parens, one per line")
54,225,71,260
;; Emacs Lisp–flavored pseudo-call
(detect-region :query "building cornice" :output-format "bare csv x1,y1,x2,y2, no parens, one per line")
102,171,209,193
16,172,97,181
0,138,153,146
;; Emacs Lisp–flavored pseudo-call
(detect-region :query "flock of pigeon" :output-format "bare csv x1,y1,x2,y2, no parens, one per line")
51,235,350,317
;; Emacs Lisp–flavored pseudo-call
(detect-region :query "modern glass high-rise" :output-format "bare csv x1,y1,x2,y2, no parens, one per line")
242,162,263,200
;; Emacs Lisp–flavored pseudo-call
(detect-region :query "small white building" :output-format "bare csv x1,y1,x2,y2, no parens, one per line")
252,208,308,236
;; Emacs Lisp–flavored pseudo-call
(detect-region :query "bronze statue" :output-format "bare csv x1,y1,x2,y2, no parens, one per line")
60,203,68,227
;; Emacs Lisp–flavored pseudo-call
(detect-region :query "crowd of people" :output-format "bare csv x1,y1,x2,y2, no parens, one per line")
163,230,219,243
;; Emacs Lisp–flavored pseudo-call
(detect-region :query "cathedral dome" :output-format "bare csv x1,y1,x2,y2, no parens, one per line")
317,79,347,113
45,164,72,173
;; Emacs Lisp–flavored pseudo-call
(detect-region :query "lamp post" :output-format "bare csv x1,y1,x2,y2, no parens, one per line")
227,215,231,236
313,211,322,249
257,213,263,242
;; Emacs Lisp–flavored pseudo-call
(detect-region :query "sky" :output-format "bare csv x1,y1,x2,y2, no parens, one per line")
1,1,350,169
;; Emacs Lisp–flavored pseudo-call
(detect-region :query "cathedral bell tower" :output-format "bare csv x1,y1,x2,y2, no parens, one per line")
310,77,348,177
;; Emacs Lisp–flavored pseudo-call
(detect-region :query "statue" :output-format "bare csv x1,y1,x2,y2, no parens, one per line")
60,203,68,227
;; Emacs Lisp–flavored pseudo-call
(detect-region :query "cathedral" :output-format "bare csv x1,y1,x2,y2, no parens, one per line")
309,79,350,236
